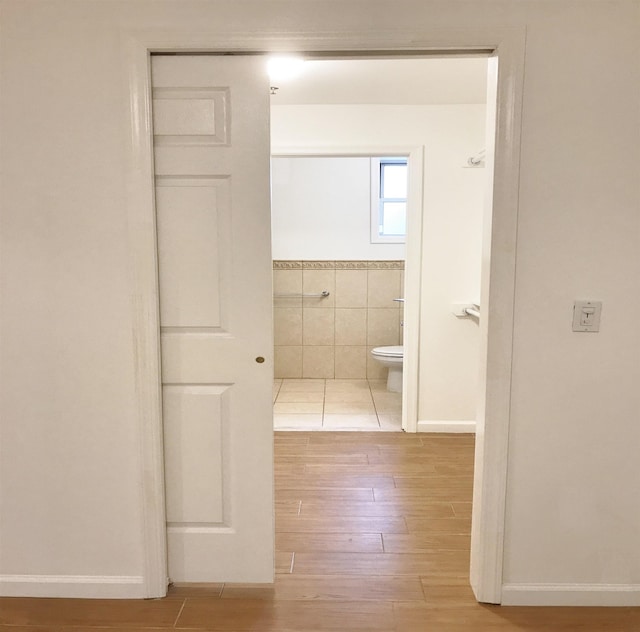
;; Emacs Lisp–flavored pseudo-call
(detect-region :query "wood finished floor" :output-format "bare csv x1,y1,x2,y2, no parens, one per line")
2,431,640,631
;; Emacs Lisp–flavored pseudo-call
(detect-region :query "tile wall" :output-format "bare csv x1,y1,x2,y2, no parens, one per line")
273,261,404,379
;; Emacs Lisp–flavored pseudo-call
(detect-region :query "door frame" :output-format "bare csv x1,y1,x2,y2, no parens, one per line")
271,145,423,433
123,27,525,603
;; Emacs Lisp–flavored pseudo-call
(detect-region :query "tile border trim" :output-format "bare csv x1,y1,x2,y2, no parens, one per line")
273,260,404,270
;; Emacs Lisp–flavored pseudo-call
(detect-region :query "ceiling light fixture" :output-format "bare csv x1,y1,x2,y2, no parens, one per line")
267,55,305,86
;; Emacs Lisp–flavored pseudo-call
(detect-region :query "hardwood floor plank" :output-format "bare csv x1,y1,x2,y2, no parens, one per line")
404,517,471,534
167,583,224,598
419,433,475,444
276,488,375,502
292,552,469,576
277,515,407,534
383,533,471,553
374,486,472,502
393,602,640,631
451,501,473,518
291,443,381,456
274,431,310,445
276,473,396,489
278,454,370,465
0,598,182,627
420,582,479,606
304,462,438,475
433,463,475,475
367,453,471,466
276,533,384,553
307,431,424,445
275,551,295,574
393,602,510,631
274,463,306,476
418,573,474,587
299,500,455,518
392,475,474,488
175,598,395,630
376,446,473,459
494,606,640,629
0,628,172,632
275,500,301,517
221,574,425,602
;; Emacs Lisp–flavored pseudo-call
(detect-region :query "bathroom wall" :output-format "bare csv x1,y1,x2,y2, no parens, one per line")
271,156,405,260
272,103,486,421
273,260,403,378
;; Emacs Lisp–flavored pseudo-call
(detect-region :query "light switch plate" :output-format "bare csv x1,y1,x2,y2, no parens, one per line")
572,300,602,332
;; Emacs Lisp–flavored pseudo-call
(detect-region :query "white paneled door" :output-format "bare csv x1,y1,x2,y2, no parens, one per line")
151,55,274,582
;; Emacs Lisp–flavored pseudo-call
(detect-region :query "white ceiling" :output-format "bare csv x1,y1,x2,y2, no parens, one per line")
269,57,488,105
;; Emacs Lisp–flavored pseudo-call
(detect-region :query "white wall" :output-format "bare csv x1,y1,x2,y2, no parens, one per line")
0,0,639,604
271,156,406,260
272,104,486,422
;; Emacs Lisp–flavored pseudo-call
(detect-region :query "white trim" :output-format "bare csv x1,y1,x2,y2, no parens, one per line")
501,584,640,607
400,146,424,435
0,575,145,599
469,33,526,605
123,26,524,605
271,144,417,157
417,420,476,433
122,34,168,599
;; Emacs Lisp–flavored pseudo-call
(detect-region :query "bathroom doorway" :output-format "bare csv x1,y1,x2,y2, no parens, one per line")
269,56,489,433
271,153,411,432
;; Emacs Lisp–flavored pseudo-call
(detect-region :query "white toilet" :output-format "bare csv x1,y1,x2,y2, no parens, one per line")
370,345,404,393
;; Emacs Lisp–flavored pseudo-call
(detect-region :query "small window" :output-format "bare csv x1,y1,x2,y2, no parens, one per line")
370,157,408,243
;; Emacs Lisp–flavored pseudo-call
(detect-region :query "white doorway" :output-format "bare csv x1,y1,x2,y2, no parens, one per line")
126,29,524,603
270,151,418,432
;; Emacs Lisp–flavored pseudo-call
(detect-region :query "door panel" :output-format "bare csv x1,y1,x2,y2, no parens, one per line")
163,385,226,524
155,178,229,328
151,55,274,583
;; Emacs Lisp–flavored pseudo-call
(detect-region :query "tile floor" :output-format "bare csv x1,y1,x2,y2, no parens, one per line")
273,378,402,431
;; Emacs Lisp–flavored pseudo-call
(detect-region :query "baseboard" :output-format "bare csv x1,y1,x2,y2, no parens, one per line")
0,574,146,599
417,420,476,433
501,583,640,606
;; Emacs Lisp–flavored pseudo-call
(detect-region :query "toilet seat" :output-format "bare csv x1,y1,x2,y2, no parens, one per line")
372,345,403,358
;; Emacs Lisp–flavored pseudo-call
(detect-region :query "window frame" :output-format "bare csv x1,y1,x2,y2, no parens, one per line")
370,156,409,244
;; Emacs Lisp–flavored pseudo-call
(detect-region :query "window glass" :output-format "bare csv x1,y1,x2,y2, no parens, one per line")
371,157,408,243
380,201,407,236
381,164,408,198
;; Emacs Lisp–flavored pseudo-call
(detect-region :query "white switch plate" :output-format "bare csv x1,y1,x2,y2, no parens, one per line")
572,300,602,332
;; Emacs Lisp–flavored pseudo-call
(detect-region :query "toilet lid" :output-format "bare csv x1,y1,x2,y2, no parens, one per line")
372,346,403,358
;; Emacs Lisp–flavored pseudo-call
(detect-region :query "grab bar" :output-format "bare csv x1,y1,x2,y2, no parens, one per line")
274,290,330,299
